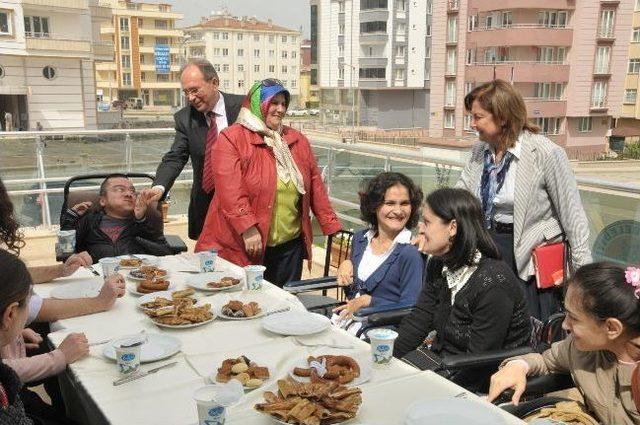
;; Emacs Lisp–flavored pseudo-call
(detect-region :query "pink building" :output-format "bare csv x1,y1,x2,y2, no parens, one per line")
430,0,635,158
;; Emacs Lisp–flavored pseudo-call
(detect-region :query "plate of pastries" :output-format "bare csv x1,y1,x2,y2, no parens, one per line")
144,297,215,328
289,355,370,386
212,355,271,391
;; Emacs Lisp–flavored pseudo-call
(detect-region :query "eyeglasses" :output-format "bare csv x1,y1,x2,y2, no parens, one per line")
182,87,203,97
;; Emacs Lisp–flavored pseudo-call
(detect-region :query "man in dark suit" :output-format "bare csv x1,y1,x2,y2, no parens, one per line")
149,59,243,239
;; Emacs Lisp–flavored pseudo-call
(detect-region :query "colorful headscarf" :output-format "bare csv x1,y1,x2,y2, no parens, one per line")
236,80,304,195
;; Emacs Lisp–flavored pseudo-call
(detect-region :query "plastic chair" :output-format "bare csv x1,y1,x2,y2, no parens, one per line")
56,172,187,261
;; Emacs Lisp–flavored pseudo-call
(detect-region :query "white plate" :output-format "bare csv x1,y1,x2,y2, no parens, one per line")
261,311,331,336
404,398,506,425
127,268,171,281
151,315,215,329
288,356,371,386
103,333,181,363
217,309,265,321
261,406,360,425
186,271,244,292
49,279,103,299
115,255,159,269
127,282,176,297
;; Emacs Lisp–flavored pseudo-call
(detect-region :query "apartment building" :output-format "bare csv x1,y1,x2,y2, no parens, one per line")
0,0,103,130
95,0,183,108
617,0,640,142
311,0,431,128
430,0,635,157
300,39,315,109
184,11,301,105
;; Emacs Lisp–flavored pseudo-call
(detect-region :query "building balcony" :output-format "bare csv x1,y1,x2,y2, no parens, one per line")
358,79,388,89
467,26,573,47
93,41,114,60
140,81,181,89
140,64,181,72
96,62,117,71
90,4,112,19
466,62,570,83
139,45,182,54
138,28,183,37
359,10,389,22
22,0,88,9
448,0,459,13
25,36,91,56
359,33,388,44
524,99,567,117
185,38,204,46
359,57,388,68
468,0,575,11
100,26,115,35
596,27,615,42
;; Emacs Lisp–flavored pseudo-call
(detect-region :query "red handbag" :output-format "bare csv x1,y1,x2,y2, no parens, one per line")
532,241,570,289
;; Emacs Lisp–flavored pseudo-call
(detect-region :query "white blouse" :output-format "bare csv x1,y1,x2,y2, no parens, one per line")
357,229,412,282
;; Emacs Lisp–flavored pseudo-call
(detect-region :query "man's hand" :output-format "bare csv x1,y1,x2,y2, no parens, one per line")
411,221,428,254
147,187,164,203
95,273,126,311
134,189,158,220
242,226,263,260
337,260,354,286
22,328,43,351
61,251,93,277
332,295,372,319
58,333,89,364
71,201,92,216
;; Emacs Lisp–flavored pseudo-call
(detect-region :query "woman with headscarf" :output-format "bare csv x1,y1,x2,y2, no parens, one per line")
195,79,341,287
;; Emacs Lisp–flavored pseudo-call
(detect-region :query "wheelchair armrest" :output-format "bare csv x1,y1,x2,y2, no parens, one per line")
353,302,416,322
283,277,338,294
441,346,533,370
498,373,574,404
134,237,173,256
359,305,415,327
165,234,187,254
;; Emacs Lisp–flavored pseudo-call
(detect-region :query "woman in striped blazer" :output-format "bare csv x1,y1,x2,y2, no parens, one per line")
456,80,592,321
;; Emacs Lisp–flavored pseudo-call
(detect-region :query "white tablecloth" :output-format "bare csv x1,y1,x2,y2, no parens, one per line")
34,254,523,425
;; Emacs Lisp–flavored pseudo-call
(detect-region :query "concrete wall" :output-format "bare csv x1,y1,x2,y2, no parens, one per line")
361,89,429,129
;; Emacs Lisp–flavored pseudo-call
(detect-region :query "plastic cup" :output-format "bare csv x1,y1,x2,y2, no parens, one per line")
244,265,266,290
199,250,218,272
193,385,227,425
98,258,119,279
114,344,141,376
368,328,399,365
56,230,76,255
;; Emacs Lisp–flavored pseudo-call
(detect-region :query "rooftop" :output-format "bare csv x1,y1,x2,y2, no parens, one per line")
188,13,299,34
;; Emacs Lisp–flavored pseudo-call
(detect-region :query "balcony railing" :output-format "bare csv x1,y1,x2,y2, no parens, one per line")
470,23,570,31
1,129,639,266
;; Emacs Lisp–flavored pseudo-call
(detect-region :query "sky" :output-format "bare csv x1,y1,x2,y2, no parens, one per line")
160,0,312,38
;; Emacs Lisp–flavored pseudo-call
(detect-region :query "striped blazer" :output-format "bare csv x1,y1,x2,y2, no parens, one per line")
456,131,592,280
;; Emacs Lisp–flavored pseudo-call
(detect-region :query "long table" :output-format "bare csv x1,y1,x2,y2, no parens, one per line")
34,254,523,425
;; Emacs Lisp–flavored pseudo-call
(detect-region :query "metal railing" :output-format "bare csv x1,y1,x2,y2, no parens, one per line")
1,130,639,263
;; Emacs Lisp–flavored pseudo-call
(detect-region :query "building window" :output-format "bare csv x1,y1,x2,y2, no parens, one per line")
24,16,50,37
269,35,275,43
122,72,131,85
591,81,608,108
282,51,288,59
538,11,568,28
338,67,345,79
447,16,457,43
594,46,610,73
157,74,169,82
599,10,615,38
269,65,275,72
119,17,129,31
254,49,260,58
427,0,432,14
42,66,55,79
222,32,229,40
463,114,472,130
395,0,407,11
360,21,387,33
254,64,260,72
468,15,478,31
238,80,245,89
214,64,220,71
446,48,457,75
121,55,131,68
501,11,513,28
637,0,640,10
291,79,297,88
237,49,244,57
425,46,431,58
339,24,345,35
223,80,230,89
0,10,11,35
291,65,297,74
339,45,344,56
282,65,287,73
444,111,455,129
395,45,405,57
237,33,243,41
222,48,229,56
359,67,386,79
140,72,145,81
269,50,275,58
578,117,592,133
282,35,287,43
292,51,297,59
445,81,456,106
534,117,561,135
633,28,640,42
426,24,432,37
629,59,640,74
120,36,130,50
213,32,219,40
154,20,167,29
238,64,244,72
534,82,565,100
466,49,475,65
254,34,260,42
394,69,405,80
214,48,220,56
222,64,229,72
625,89,638,104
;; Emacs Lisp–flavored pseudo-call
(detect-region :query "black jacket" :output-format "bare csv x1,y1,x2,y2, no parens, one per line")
61,208,169,262
153,92,244,240
0,363,32,425
394,257,530,359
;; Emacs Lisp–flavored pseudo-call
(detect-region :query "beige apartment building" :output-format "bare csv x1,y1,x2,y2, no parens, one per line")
95,0,183,108
430,0,635,158
184,11,301,105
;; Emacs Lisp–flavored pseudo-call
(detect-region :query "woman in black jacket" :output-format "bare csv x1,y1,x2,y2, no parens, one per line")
394,188,530,388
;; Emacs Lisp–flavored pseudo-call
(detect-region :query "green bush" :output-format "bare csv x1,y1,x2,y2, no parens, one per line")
623,141,640,159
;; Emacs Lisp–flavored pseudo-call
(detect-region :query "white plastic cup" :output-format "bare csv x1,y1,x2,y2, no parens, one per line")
56,230,76,255
244,265,266,290
98,258,119,279
194,386,227,425
114,344,141,376
368,328,399,365
199,250,218,272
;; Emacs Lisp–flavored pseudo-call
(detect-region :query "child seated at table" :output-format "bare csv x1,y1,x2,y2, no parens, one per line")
61,174,171,262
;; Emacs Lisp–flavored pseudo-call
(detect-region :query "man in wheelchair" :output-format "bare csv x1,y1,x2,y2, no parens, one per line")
60,173,171,261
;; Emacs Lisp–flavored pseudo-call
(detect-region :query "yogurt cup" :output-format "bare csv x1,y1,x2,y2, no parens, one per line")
199,250,218,272
244,265,266,290
368,328,399,365
193,385,227,425
113,336,144,376
98,257,120,279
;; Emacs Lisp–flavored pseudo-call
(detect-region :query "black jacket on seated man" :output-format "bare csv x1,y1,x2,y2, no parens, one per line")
61,207,169,262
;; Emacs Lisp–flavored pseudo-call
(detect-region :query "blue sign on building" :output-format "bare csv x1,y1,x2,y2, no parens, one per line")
154,44,170,74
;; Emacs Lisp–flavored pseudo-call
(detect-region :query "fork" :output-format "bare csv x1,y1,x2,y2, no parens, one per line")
293,337,354,350
85,265,100,277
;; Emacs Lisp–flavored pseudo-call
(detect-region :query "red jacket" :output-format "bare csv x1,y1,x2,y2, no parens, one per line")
195,123,341,267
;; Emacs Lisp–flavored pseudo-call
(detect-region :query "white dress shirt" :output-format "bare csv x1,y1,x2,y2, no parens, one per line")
480,137,523,224
357,229,412,282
